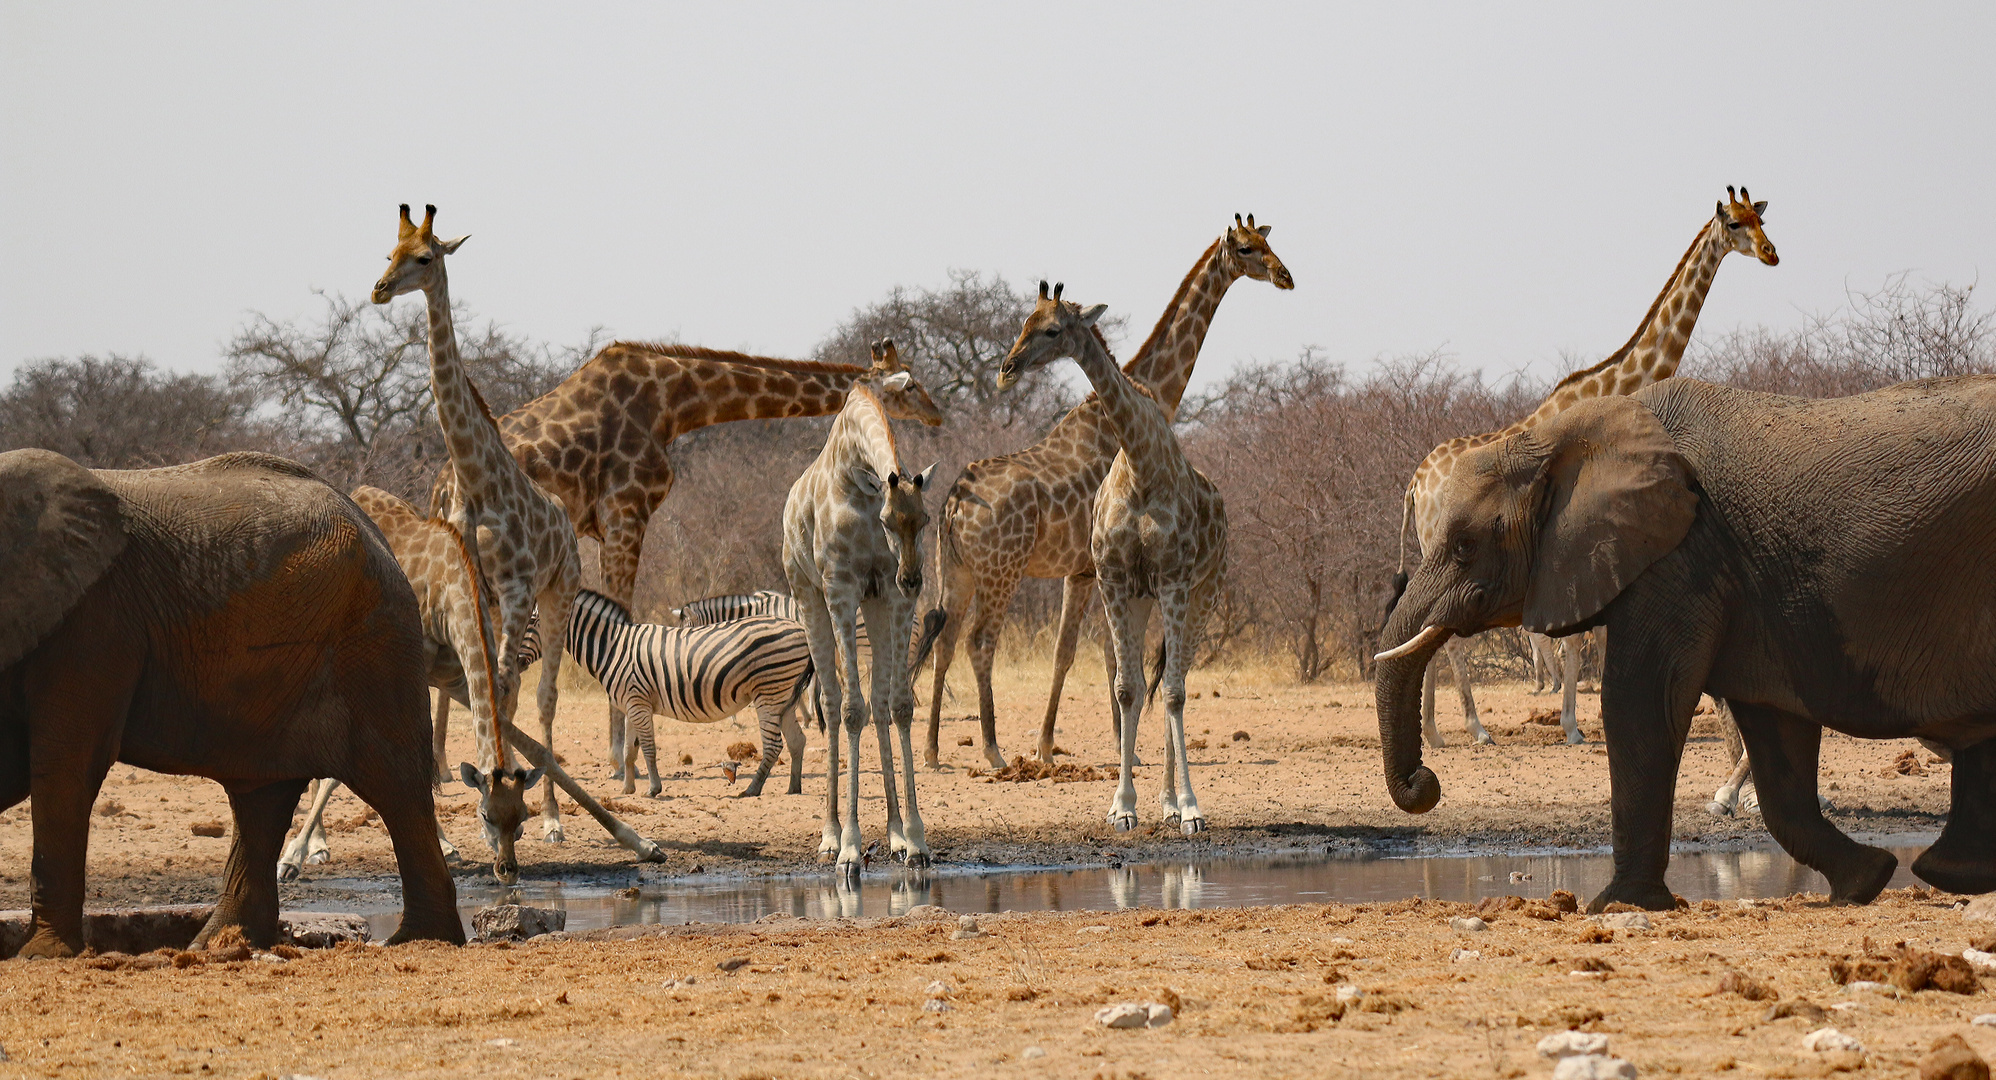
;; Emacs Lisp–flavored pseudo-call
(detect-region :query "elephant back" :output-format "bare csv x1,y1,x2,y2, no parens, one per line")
0,449,129,671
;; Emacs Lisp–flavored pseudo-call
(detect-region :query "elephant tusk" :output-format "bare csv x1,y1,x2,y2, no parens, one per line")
1375,625,1449,662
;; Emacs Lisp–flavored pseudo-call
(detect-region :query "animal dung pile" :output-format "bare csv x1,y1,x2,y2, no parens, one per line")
725,742,759,763
188,821,226,837
967,757,1119,783
1830,940,1980,995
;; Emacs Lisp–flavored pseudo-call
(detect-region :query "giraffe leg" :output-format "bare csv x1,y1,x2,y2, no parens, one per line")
964,571,1020,773
1443,639,1490,744
1707,699,1752,815
1156,586,1205,835
533,585,573,840
432,688,453,785
1101,590,1150,833
1560,636,1584,744
1421,653,1446,750
598,510,648,780
1037,573,1095,765
278,778,341,882
923,557,974,769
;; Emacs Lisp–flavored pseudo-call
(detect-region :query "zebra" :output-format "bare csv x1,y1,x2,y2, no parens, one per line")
518,589,816,798
674,589,872,654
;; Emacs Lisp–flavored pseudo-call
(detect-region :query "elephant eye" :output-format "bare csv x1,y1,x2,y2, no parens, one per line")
1452,536,1476,561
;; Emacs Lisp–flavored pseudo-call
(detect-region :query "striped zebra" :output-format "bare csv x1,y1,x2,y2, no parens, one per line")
519,589,816,797
675,590,873,654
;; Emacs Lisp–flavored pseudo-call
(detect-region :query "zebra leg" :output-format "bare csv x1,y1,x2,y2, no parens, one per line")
741,696,785,798
623,705,659,798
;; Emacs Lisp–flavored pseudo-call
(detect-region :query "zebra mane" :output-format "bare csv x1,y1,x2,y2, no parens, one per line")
577,588,635,625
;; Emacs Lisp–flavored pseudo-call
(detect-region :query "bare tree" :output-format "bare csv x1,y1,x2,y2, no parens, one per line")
0,354,262,468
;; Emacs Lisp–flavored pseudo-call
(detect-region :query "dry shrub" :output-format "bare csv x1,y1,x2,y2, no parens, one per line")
1831,943,1981,994
1716,970,1774,1001
969,757,1118,783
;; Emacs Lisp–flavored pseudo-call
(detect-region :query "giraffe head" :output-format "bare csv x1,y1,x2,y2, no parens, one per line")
372,204,470,304
878,464,938,595
1224,213,1295,290
1714,186,1778,266
863,338,946,426
996,281,1108,390
458,761,543,885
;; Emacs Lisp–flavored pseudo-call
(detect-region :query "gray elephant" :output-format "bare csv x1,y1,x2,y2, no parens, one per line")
0,448,462,957
1374,376,1996,911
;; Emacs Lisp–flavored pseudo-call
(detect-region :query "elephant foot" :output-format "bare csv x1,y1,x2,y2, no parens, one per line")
1587,878,1678,913
1913,838,1996,897
1828,845,1898,905
384,909,467,946
15,924,80,960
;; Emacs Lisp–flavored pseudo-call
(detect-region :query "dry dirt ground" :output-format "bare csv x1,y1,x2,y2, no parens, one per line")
5,892,1996,1078
0,659,1950,910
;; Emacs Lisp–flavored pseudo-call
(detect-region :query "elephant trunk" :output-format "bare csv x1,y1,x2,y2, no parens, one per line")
1374,615,1452,814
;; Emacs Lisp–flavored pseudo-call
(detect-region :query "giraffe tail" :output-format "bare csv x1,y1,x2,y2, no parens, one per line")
1144,636,1169,707
1384,484,1415,619
908,607,948,676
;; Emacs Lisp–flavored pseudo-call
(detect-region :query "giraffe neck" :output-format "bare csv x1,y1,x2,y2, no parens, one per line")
1123,236,1239,409
420,268,505,510
1066,329,1176,487
827,385,902,485
1515,218,1732,430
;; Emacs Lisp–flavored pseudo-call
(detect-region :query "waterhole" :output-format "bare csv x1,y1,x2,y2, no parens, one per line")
321,833,1937,939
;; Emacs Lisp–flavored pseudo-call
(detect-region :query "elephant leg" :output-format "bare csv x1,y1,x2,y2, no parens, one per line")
19,641,134,960
344,763,463,946
196,778,310,949
1037,573,1095,765
1587,625,1707,914
1913,734,1996,894
1731,702,1895,904
1444,639,1489,745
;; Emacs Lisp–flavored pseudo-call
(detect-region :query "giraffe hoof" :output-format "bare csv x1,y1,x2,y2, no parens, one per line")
1180,817,1207,836
1473,732,1495,746
543,822,566,843
1564,730,1585,746
1705,801,1733,818
1109,813,1138,833
306,849,330,866
277,861,301,883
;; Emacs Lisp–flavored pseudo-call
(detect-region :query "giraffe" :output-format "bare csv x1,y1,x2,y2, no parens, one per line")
474,339,944,776
1390,186,1778,747
277,487,539,884
998,283,1228,834
374,204,584,841
918,217,1291,769
782,341,939,872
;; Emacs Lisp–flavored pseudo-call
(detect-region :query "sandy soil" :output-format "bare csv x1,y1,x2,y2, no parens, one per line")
4,890,1995,1078
0,660,1951,910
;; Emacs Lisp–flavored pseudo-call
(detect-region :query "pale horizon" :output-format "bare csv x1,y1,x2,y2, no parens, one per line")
4,4,1990,399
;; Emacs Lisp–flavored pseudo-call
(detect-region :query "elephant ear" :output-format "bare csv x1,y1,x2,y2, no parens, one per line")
0,449,127,670
1521,397,1698,633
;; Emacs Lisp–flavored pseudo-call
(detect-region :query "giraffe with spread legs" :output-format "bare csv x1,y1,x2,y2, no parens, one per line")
998,283,1228,834
374,204,584,842
278,488,540,884
917,217,1290,769
471,337,943,778
1389,187,1779,747
783,342,939,872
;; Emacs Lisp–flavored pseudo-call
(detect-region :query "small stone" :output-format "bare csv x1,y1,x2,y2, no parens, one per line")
189,821,226,838
615,887,641,901
1078,925,1111,933
1764,1001,1829,1024
1965,948,1996,971
922,998,953,1013
953,914,985,940
1552,1056,1637,1080
1021,1047,1046,1061
1451,948,1482,963
904,904,950,919
1095,1003,1150,1028
1537,1031,1611,1059
1335,985,1364,1003
1593,912,1651,931
1964,896,1996,923
487,1038,516,1048
924,980,953,998
1844,980,1898,996
1145,1003,1174,1027
716,956,750,972
1801,1027,1866,1054
1449,916,1489,933
1974,1014,1996,1028
470,904,566,943
1919,1033,1990,1080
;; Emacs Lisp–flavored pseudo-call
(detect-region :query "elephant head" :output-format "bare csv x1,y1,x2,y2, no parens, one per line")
1374,396,1699,813
0,449,127,671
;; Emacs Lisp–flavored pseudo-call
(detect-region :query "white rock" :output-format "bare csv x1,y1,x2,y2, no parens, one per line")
1830,1001,1863,1012
1964,948,1996,970
1451,948,1482,963
1448,916,1489,932
1095,1003,1150,1028
1021,1046,1047,1060
1537,1031,1611,1059
1592,912,1651,931
1843,980,1897,996
1329,936,1356,944
1078,925,1111,934
486,1038,516,1048
1973,1014,1996,1028
1964,895,1996,923
1801,1027,1865,1053
1335,985,1364,1003
904,904,951,919
922,998,953,1013
1145,1003,1174,1027
925,979,954,998
952,914,985,940
1552,1056,1637,1080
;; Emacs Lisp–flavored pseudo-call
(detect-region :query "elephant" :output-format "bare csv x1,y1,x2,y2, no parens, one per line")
1373,376,1996,912
0,448,462,957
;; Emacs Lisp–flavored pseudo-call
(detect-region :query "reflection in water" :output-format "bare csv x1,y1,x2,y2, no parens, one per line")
343,835,1936,940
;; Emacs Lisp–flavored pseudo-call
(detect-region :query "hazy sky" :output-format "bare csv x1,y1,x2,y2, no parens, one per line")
4,4,1990,398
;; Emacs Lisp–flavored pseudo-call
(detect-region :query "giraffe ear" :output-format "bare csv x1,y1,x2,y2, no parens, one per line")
848,464,883,496
915,462,938,490
458,762,487,792
1079,303,1108,327
1752,201,1768,216
1256,225,1272,238
439,234,470,255
881,371,912,392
